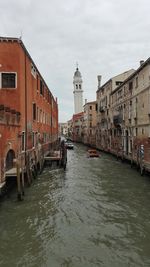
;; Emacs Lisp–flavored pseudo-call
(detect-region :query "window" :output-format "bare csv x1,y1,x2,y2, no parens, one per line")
1,73,16,88
129,81,133,90
136,128,138,136
21,132,25,151
90,106,92,110
116,81,123,86
31,63,36,78
79,84,81,89
76,84,78,89
95,103,98,112
89,114,92,120
135,77,138,88
40,80,43,95
33,103,36,121
43,112,45,123
37,107,39,122
40,109,42,123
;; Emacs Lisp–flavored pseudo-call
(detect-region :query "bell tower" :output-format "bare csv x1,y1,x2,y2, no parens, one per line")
73,65,83,114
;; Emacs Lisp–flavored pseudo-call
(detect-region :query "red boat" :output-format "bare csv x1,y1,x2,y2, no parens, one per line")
87,149,99,158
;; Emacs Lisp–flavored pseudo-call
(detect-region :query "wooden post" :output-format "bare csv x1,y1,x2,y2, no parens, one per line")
20,156,25,195
21,169,25,195
26,154,31,186
16,159,22,201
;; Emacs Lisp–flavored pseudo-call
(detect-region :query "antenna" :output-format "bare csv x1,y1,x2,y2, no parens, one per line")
19,30,23,40
76,61,78,69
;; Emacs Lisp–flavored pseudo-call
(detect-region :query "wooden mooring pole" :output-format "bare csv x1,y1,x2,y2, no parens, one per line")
16,159,22,201
21,168,25,196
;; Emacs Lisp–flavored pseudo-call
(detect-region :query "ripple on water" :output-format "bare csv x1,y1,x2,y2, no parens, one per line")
1,144,150,266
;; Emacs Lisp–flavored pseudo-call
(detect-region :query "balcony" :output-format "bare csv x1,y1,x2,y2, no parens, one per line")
113,114,123,126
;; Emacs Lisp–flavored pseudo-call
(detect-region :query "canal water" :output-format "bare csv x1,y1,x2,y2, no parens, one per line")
1,144,150,267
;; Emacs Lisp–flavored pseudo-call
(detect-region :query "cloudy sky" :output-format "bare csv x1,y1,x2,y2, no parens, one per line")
0,0,150,122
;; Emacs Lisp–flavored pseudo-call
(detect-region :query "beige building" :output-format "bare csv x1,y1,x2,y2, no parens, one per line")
96,69,135,151
83,101,97,147
111,58,150,173
59,123,68,137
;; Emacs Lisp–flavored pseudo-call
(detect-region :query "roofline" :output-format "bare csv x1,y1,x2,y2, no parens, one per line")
111,58,150,95
73,112,84,116
96,69,135,94
83,101,97,107
0,36,56,102
96,78,112,93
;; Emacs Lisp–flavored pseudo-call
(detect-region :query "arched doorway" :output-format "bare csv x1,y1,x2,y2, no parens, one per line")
6,149,15,170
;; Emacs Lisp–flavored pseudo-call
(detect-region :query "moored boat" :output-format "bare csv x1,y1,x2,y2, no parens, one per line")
87,149,99,158
65,141,74,149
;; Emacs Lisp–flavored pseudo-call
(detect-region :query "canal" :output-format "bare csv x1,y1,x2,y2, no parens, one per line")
0,143,150,267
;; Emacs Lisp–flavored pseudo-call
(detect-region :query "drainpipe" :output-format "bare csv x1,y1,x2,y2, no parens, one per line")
24,52,27,166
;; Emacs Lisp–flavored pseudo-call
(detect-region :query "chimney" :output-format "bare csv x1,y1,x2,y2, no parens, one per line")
140,60,144,66
85,99,87,104
97,75,102,88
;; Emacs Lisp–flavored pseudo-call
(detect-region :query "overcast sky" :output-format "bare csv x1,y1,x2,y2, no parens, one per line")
1,0,150,122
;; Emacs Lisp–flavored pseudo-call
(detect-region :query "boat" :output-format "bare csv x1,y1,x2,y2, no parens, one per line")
87,149,99,158
65,141,74,149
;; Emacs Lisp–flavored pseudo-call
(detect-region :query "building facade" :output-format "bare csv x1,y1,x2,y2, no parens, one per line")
72,112,84,142
111,59,150,173
0,37,58,189
59,122,68,137
83,101,97,147
96,69,135,152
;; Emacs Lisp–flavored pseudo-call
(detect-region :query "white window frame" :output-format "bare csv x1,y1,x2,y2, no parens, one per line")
0,72,17,89
31,63,37,79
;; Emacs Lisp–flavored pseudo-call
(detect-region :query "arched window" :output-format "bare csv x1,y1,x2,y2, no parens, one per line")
76,84,78,89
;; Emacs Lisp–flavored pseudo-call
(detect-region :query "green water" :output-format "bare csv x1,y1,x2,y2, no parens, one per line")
0,143,150,267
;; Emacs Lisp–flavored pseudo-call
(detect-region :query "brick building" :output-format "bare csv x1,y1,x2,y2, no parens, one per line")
72,112,84,142
0,37,58,191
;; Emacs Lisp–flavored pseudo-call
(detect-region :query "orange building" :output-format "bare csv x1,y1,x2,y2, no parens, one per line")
0,37,58,192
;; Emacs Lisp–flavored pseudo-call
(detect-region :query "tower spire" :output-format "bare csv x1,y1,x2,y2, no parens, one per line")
76,61,78,70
